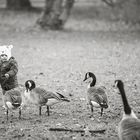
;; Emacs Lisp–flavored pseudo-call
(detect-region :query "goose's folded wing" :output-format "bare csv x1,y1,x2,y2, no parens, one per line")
34,88,60,101
31,88,48,104
5,90,22,104
96,87,108,103
88,87,105,94
88,87,107,101
92,94,107,107
34,88,69,102
88,87,108,108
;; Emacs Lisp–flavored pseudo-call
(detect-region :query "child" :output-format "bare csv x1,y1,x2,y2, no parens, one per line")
0,45,18,108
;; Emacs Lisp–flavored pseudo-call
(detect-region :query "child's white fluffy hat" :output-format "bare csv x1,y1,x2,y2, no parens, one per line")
0,45,13,60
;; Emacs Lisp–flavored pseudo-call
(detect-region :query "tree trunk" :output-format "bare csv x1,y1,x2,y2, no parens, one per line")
6,0,31,10
37,0,75,30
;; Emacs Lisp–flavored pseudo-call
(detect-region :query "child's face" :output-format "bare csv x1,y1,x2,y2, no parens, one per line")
0,54,8,62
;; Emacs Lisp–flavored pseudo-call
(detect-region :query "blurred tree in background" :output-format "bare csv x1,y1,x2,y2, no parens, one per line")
102,0,140,24
36,0,75,30
6,0,31,9
3,0,140,30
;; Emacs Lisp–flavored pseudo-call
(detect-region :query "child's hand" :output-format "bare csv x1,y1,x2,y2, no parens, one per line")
5,74,9,79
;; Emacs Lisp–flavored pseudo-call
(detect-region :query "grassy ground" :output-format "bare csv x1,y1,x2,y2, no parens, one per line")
0,2,140,140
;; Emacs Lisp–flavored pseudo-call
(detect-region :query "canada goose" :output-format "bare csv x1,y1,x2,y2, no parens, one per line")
114,80,140,140
24,80,70,116
83,72,108,117
3,88,22,120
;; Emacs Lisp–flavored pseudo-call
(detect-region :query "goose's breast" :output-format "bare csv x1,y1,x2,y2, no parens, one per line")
24,91,40,105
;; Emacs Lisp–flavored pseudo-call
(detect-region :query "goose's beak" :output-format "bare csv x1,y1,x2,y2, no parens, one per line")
83,77,87,82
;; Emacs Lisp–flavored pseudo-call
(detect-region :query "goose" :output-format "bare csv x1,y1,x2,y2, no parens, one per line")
114,80,140,140
3,88,22,120
23,80,70,116
83,72,108,117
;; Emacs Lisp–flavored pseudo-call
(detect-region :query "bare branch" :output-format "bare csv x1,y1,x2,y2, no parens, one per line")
49,128,106,133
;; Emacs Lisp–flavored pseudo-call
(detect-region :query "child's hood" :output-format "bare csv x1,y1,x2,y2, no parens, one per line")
0,45,13,60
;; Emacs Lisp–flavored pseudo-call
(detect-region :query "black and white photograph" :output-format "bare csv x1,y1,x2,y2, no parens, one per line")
0,0,140,139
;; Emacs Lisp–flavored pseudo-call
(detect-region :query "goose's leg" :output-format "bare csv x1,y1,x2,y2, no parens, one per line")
101,108,103,116
47,106,50,116
39,106,42,116
19,108,21,119
6,109,8,120
90,104,94,117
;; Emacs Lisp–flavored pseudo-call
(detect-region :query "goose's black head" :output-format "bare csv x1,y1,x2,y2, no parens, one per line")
115,80,124,87
114,80,124,92
83,72,96,82
83,72,96,87
25,80,36,91
114,80,124,95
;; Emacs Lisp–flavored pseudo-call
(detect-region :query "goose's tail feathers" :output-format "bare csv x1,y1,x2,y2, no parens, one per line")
100,102,108,109
12,102,21,108
56,92,70,102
